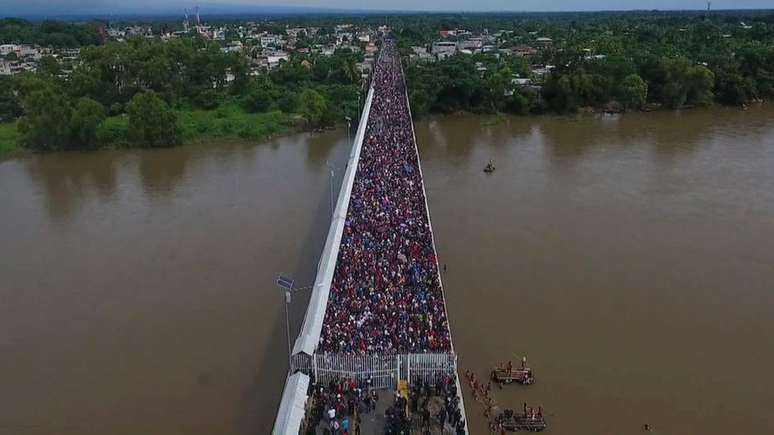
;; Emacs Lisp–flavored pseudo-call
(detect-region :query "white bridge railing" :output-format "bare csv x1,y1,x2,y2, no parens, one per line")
291,352,458,389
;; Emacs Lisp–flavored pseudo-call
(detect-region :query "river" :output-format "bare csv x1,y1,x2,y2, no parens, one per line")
1,106,773,435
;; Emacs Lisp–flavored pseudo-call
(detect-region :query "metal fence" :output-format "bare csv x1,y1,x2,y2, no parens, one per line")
290,352,457,390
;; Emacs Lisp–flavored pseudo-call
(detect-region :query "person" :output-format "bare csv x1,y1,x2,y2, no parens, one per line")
316,41,453,356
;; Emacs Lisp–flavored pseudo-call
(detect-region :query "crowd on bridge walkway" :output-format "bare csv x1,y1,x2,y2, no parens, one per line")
318,40,452,355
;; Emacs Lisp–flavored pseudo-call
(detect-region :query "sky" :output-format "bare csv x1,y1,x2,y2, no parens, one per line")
1,0,772,17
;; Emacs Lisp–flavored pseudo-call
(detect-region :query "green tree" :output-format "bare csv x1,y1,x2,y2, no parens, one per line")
277,90,298,113
616,74,648,110
18,87,72,151
299,88,327,127
0,76,22,121
70,97,106,149
243,81,278,113
505,91,530,115
715,72,756,106
36,55,62,78
127,91,181,147
686,65,715,106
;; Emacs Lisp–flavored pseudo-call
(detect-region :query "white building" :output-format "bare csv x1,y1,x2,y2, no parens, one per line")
0,59,12,75
0,44,19,56
432,41,457,60
267,52,289,69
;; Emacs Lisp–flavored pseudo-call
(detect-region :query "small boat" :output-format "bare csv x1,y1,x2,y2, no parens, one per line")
491,357,534,385
496,405,547,432
484,161,496,173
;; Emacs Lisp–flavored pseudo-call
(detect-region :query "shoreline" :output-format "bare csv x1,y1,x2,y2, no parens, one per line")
2,101,767,160
0,118,349,161
418,100,768,123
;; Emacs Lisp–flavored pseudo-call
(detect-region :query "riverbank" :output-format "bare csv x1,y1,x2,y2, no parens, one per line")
0,105,303,157
0,121,19,155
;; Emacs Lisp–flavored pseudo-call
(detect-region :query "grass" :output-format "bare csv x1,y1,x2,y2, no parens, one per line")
0,122,20,154
177,104,297,143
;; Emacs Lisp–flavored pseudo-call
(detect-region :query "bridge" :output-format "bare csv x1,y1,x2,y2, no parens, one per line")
273,41,468,434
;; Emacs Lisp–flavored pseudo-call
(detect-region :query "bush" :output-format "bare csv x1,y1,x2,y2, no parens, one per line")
277,91,298,113
243,82,278,113
299,88,327,127
193,89,224,110
127,91,181,147
96,115,132,146
70,97,106,149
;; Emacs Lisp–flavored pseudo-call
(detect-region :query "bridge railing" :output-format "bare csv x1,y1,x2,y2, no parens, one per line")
291,352,458,390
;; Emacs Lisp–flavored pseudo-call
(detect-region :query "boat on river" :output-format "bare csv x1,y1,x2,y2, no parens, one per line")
491,357,534,385
495,404,547,432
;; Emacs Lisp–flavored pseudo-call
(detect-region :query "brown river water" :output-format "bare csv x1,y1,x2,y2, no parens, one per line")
1,106,774,435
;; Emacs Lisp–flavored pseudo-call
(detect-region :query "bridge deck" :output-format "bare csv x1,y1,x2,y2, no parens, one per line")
274,40,467,435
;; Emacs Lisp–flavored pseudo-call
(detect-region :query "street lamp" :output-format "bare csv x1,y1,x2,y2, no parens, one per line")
345,116,353,144
276,275,295,364
325,160,335,218
275,276,314,367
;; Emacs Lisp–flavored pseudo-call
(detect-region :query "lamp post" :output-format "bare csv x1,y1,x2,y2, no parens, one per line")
326,160,335,218
275,276,314,367
276,275,295,364
345,116,353,144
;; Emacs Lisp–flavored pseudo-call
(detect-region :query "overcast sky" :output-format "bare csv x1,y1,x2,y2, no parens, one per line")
2,0,772,16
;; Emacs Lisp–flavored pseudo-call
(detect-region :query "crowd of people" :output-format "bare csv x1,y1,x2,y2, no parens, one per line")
318,40,452,354
384,373,466,434
303,377,377,435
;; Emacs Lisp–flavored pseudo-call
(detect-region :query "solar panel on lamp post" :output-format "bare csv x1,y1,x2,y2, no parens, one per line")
276,275,294,365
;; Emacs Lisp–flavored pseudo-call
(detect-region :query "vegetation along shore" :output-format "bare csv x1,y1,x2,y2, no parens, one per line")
1,10,773,154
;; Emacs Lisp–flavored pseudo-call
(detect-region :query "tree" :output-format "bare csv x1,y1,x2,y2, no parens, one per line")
243,81,278,113
686,65,715,106
70,97,105,149
0,76,22,122
543,75,577,113
715,72,755,106
505,91,530,115
299,88,327,127
616,74,648,110
277,90,298,113
18,87,72,151
127,91,181,147
36,55,62,78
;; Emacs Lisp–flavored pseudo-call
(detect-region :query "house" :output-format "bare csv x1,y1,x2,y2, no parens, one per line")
535,37,553,46
512,44,538,57
458,38,483,51
432,41,457,60
260,34,280,47
531,64,556,78
0,59,12,75
267,52,289,69
0,44,19,56
512,76,531,87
